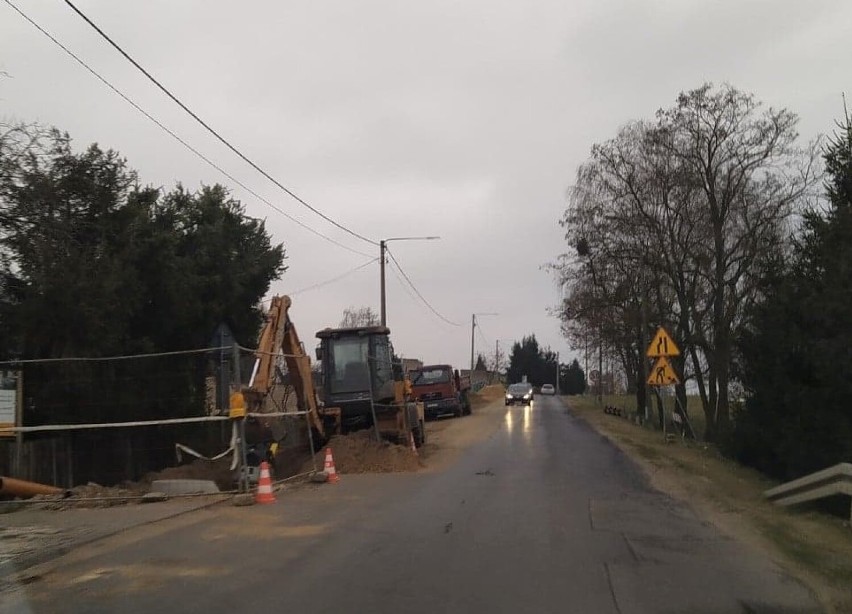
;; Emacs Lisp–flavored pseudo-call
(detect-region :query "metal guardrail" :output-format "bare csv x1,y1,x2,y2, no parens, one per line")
764,462,852,523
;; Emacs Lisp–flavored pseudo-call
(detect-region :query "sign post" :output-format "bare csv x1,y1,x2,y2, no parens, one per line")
646,327,681,440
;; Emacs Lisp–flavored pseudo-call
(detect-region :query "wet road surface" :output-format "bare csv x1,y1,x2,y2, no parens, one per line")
3,395,819,613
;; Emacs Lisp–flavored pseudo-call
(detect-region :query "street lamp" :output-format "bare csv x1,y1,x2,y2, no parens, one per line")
379,236,440,326
471,312,498,383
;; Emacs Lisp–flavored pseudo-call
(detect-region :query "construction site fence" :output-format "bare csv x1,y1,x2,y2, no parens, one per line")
0,345,315,489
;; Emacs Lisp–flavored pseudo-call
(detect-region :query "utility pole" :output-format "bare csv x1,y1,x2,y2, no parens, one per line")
380,240,387,326
378,236,439,327
470,314,476,378
556,351,560,395
470,312,498,385
492,340,499,384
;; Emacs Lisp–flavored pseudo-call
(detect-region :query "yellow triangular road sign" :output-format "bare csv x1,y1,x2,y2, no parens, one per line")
646,326,680,358
647,356,680,386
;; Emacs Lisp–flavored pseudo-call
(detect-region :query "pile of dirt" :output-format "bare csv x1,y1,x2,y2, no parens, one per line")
142,457,235,491
9,459,235,511
472,384,505,405
304,430,422,474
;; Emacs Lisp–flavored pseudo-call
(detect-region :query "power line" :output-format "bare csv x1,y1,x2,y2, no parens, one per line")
64,0,377,247
476,322,490,348
0,346,228,366
290,257,378,296
2,0,372,259
386,248,462,327
387,259,423,305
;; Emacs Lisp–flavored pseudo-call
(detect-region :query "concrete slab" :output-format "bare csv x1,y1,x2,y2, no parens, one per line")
150,479,219,495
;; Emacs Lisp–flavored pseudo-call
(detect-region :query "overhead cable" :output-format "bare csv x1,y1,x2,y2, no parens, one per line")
2,0,372,258
387,259,423,305
289,257,378,296
0,346,229,366
64,0,377,247
386,248,462,327
477,323,490,347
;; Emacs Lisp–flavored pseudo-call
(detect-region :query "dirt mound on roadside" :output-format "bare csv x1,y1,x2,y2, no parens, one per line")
472,384,505,405
18,458,235,511
142,457,235,491
303,430,422,474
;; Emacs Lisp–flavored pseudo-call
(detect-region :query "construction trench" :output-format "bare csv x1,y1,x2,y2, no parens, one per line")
0,386,505,511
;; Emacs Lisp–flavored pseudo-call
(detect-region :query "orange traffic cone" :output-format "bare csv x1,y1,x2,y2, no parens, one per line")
255,461,275,504
324,447,340,483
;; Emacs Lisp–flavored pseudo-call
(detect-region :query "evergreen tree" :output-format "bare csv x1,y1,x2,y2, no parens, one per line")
560,359,586,395
0,127,286,423
506,334,558,386
732,111,852,479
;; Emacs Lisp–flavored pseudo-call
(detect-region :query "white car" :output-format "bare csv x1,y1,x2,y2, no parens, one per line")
541,384,555,395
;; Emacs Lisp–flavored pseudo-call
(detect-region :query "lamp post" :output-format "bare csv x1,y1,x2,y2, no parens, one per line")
379,236,440,326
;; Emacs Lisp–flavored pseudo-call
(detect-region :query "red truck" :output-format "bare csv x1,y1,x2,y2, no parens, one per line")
409,364,471,419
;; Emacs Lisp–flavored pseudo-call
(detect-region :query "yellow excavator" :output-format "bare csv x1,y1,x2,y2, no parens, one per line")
242,295,329,437
242,296,425,449
315,324,426,447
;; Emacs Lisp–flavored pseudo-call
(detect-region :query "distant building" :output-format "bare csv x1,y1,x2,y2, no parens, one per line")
402,358,423,374
460,369,490,388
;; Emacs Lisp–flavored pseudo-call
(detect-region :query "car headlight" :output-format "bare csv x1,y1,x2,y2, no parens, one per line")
505,393,512,399
523,393,530,399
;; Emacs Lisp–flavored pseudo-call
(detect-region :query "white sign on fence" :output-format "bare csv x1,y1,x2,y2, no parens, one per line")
0,388,16,436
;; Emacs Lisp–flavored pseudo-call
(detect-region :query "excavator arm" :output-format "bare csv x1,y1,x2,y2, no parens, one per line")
244,295,326,437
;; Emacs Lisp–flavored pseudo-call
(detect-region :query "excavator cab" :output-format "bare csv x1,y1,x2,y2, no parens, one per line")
315,326,398,426
315,326,422,443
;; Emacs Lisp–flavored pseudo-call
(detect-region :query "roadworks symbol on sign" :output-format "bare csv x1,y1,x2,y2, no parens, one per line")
648,356,680,386
646,326,680,358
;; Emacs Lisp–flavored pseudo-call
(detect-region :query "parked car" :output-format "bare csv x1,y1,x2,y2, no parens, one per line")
541,384,555,395
505,382,534,405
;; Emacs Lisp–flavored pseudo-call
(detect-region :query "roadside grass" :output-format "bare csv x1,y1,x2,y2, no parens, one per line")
594,392,707,439
567,394,852,613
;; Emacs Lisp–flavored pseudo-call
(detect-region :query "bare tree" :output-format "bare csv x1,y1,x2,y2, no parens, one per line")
657,84,819,438
339,305,380,328
555,84,820,440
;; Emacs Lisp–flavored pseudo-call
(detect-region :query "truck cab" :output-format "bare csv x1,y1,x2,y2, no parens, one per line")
409,364,471,419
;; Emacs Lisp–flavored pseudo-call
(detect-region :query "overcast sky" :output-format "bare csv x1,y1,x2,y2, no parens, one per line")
2,1,851,370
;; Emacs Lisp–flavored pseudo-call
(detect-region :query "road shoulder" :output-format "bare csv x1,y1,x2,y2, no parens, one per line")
0,495,228,591
563,395,852,614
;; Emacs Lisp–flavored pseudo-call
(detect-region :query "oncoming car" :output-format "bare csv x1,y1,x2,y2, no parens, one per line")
541,384,555,395
505,382,534,405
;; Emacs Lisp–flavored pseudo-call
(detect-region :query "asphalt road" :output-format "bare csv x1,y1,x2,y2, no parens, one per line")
3,395,820,613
